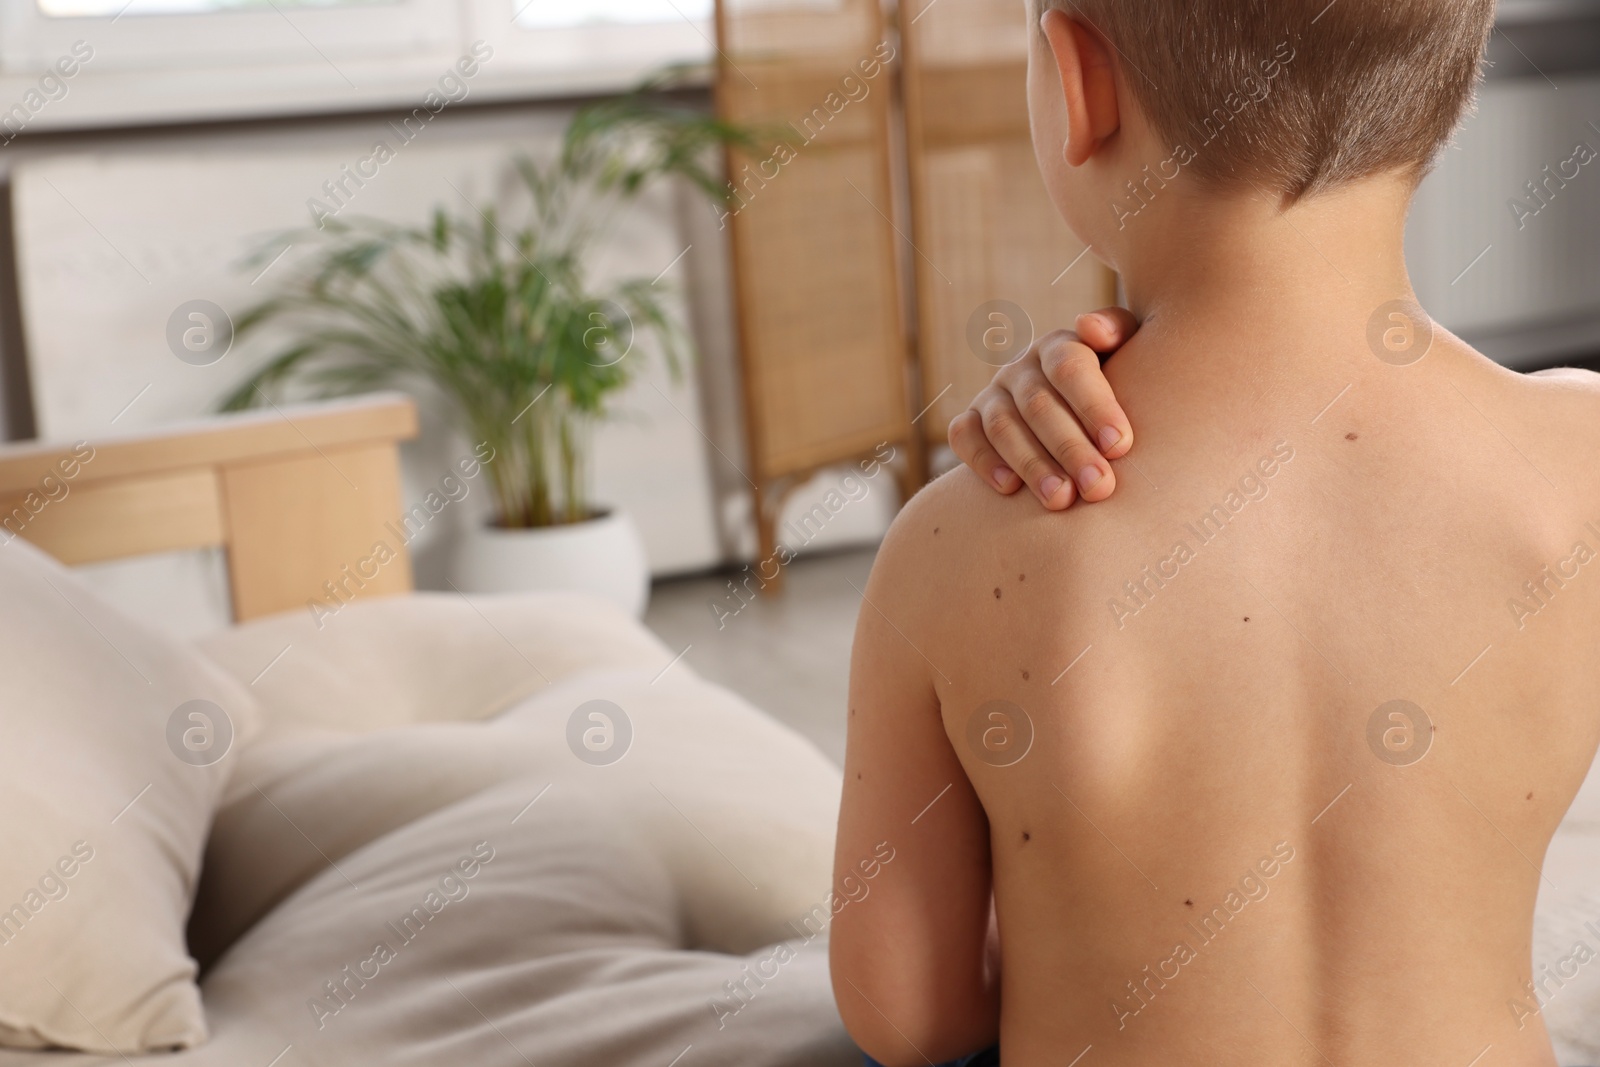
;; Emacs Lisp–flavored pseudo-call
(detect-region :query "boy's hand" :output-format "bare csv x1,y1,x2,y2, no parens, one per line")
949,307,1138,510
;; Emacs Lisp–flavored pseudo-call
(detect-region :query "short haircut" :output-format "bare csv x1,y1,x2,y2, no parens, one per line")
1036,0,1495,201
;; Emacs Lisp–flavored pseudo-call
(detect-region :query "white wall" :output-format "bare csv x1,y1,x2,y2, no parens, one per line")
5,104,728,633
0,96,900,635
1409,72,1600,365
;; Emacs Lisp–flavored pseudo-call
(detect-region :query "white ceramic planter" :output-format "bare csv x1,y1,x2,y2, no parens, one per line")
449,508,651,618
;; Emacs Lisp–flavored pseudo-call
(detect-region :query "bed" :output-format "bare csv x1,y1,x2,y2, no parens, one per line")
0,394,858,1067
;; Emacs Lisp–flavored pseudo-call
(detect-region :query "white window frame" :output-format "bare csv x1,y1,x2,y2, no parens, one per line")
0,0,715,130
466,0,712,92
0,0,461,73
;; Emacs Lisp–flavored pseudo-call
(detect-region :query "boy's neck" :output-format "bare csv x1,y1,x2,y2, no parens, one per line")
1106,174,1418,333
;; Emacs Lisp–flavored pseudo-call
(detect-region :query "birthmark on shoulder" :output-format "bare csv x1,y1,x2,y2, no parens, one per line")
1021,669,1030,681
1018,573,1026,582
1021,831,1031,843
1244,617,1250,622
1528,792,1535,800
994,588,1002,599
1345,432,1359,441
934,527,941,535
1184,899,1194,908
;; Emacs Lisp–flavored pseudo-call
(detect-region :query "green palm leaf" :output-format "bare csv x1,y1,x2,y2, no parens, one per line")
224,73,754,528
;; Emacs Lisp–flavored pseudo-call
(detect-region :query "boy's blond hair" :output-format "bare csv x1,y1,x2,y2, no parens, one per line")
1037,0,1495,200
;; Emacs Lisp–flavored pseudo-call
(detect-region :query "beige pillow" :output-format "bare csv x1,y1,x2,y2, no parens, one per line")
191,667,841,968
0,537,258,1053
198,780,855,1067
197,591,672,738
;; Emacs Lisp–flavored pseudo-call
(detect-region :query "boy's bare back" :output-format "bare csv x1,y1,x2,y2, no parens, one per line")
830,3,1599,1063
836,315,1600,1066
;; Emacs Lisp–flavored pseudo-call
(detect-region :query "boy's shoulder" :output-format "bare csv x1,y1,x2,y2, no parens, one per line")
872,463,1108,619
883,466,1030,564
1500,363,1600,496
1526,364,1600,397
862,466,1055,684
869,467,1016,610
901,465,1008,525
1529,363,1600,404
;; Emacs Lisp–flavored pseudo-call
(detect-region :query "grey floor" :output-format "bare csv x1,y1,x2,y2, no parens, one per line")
643,547,876,767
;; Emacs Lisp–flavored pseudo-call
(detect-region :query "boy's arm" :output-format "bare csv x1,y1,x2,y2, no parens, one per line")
830,521,999,1067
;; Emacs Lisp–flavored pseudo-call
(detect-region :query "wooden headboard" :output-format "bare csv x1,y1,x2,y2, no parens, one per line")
0,393,418,622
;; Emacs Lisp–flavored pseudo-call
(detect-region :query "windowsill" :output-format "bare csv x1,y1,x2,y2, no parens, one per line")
0,36,712,135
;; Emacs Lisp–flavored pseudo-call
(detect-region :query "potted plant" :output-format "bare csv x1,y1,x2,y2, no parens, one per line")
223,77,754,616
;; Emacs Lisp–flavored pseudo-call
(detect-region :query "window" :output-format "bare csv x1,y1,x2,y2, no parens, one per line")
37,0,386,16
471,0,713,90
515,0,713,29
0,0,455,72
0,0,713,127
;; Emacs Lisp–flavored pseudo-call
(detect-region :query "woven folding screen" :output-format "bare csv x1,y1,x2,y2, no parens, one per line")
901,0,1116,442
714,0,917,569
714,0,1117,574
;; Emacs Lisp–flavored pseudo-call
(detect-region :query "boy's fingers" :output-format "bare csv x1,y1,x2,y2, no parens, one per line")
1074,307,1139,352
1037,333,1134,460
949,408,1024,496
1012,372,1118,503
974,391,1078,510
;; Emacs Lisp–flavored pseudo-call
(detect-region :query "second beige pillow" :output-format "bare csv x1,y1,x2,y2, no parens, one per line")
0,537,258,1053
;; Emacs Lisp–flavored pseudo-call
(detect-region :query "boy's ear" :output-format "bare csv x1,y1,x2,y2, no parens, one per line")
1040,10,1121,167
